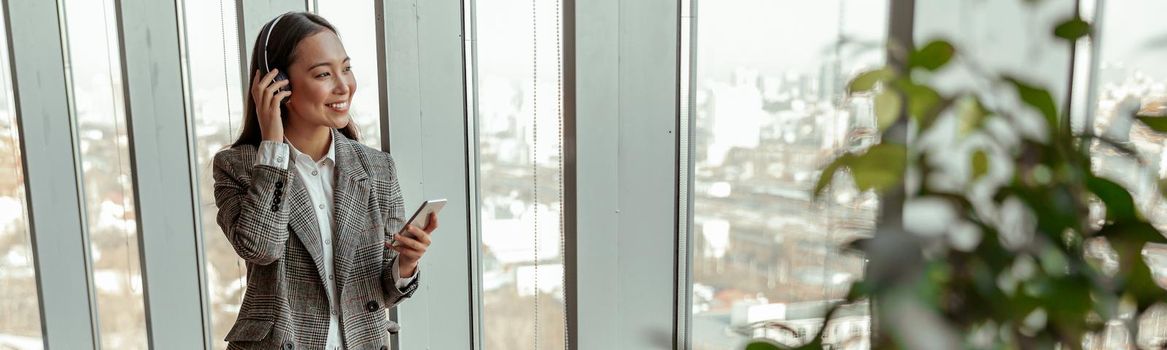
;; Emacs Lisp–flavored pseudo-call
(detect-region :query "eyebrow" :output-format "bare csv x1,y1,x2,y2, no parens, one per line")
307,57,350,70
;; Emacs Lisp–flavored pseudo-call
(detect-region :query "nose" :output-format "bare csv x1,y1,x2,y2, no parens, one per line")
333,77,352,95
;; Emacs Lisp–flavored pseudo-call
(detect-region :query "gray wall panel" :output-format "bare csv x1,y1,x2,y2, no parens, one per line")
114,0,209,348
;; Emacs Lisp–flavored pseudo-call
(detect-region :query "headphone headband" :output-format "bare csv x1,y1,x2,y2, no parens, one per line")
262,13,289,73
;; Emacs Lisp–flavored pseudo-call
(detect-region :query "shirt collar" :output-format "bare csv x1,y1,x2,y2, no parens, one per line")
285,130,336,165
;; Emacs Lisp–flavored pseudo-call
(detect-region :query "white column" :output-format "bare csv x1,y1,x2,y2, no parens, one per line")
576,0,681,348
113,0,209,348
380,0,474,349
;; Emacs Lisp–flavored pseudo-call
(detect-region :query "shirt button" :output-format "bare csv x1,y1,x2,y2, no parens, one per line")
318,204,325,210
324,240,330,245
311,170,318,176
328,274,333,280
276,156,284,163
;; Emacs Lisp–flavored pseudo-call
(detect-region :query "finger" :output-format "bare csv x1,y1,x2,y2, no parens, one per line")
253,69,278,94
392,246,423,261
264,79,290,97
269,91,291,111
406,225,431,245
250,70,261,91
261,68,280,87
391,241,426,256
423,213,439,233
251,70,265,104
269,78,291,89
393,234,428,252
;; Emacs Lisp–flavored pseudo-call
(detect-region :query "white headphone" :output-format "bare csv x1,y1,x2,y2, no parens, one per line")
262,12,289,88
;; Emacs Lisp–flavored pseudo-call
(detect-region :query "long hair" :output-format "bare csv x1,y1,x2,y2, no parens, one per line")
232,12,358,147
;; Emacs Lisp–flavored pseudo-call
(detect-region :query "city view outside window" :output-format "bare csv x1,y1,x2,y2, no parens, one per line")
0,9,43,350
181,0,246,348
471,0,568,348
1079,1,1167,347
62,0,148,348
688,1,887,348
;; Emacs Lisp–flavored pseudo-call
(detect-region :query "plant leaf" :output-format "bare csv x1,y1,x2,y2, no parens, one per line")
875,90,902,131
910,40,955,71
971,150,989,180
1136,116,1167,133
899,82,944,129
1097,222,1167,277
814,144,907,197
1006,77,1059,132
849,144,908,193
1086,176,1137,222
957,96,990,136
1054,17,1091,41
743,339,787,350
848,67,896,94
1123,260,1167,312
814,158,845,198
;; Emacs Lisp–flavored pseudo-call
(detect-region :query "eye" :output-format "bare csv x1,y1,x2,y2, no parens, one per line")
343,65,353,73
315,72,331,79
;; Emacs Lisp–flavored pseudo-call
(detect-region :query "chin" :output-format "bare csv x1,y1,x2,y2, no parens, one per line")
330,115,351,129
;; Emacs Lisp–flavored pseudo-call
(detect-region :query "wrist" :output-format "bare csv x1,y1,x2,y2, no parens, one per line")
399,260,418,277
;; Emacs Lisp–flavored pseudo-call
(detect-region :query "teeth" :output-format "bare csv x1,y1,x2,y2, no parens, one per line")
327,102,348,109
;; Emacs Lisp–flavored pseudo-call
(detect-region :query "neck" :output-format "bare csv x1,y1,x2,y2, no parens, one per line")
284,121,333,161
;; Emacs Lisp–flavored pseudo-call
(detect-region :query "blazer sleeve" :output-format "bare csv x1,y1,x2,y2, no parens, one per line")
380,153,420,306
212,148,292,265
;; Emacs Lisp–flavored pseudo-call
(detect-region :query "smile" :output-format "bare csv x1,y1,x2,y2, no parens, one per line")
326,101,349,111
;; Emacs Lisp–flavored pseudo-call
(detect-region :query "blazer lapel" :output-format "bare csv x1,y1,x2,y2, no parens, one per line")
330,131,372,288
285,160,330,286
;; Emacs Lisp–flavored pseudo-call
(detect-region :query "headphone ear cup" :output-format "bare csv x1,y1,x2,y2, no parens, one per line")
274,72,291,92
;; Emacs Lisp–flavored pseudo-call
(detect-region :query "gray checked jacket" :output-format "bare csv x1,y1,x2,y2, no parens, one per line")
213,130,418,350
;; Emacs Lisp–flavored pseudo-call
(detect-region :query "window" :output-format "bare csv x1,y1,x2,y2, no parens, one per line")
0,9,42,350
61,0,148,348
471,0,568,348
179,0,246,347
317,0,384,150
687,1,887,348
1079,1,1167,347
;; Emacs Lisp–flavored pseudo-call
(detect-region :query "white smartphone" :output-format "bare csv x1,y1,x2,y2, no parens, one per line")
397,199,447,237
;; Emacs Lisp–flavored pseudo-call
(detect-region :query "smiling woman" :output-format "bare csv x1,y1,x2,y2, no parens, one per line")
210,11,433,350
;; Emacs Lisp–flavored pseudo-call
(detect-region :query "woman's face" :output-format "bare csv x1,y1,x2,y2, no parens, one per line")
285,30,355,130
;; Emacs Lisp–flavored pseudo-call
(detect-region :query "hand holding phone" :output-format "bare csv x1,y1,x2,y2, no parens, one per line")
396,199,446,239
389,199,445,276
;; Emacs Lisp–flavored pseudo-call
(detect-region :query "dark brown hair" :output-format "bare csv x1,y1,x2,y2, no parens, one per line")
232,12,358,147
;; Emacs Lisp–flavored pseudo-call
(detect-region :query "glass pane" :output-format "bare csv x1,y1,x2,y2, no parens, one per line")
61,0,148,348
473,0,567,348
180,0,246,348
317,0,383,150
689,1,887,349
1082,1,1167,348
0,8,44,350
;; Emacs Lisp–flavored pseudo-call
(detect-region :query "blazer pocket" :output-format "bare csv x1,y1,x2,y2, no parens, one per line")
224,318,274,342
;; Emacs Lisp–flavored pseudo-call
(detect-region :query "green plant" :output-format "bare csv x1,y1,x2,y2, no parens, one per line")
746,14,1167,350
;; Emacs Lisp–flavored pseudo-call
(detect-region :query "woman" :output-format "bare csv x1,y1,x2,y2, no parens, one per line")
213,12,435,349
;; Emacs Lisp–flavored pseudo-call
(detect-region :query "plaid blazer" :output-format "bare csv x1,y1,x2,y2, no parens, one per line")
213,130,418,350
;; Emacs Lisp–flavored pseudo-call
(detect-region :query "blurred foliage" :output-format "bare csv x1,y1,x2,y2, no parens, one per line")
749,14,1167,350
